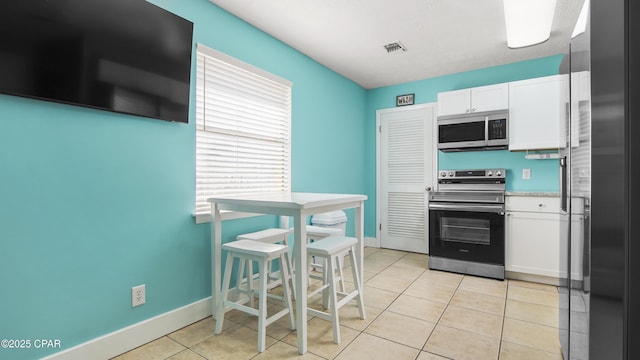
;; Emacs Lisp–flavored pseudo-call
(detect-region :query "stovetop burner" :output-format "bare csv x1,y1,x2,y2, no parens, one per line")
435,168,506,193
438,168,505,180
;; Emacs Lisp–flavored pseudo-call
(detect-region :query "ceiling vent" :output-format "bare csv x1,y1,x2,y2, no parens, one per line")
384,42,407,54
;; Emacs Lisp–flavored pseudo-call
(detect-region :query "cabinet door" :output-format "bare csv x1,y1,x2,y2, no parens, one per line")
437,89,471,116
505,211,561,277
471,83,509,113
508,75,569,150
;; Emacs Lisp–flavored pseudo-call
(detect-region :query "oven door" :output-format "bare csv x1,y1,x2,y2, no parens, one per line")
429,202,505,265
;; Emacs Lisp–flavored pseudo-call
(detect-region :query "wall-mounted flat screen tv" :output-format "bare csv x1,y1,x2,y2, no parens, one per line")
0,0,194,123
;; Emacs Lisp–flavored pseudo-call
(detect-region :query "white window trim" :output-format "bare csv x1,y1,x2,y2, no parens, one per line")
197,45,292,88
193,44,292,223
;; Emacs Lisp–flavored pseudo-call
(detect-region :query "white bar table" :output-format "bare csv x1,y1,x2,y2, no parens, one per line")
208,192,366,354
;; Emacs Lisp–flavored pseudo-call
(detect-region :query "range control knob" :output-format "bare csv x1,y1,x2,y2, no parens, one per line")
495,170,503,177
440,171,447,178
487,171,493,176
448,171,454,177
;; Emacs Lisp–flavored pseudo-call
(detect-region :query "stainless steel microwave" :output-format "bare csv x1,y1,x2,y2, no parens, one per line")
437,110,509,152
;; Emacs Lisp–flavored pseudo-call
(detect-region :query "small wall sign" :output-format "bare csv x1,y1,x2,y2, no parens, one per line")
396,93,414,106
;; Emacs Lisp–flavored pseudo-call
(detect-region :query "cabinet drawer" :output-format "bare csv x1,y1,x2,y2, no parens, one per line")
505,196,560,213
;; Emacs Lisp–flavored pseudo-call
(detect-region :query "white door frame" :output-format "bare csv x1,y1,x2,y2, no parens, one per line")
375,103,439,250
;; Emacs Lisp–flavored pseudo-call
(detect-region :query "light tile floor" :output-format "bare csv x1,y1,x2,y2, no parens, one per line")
113,247,564,360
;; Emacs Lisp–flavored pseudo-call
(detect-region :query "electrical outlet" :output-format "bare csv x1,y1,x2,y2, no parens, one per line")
132,284,145,307
522,168,531,180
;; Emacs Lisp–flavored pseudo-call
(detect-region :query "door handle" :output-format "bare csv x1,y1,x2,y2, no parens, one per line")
560,156,567,212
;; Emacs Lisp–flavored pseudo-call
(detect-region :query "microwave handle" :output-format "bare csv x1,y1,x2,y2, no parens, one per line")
484,116,489,143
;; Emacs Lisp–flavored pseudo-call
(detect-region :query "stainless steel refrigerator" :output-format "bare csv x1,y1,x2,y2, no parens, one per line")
560,0,638,358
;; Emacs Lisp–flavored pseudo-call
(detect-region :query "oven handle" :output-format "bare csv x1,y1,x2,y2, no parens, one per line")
428,202,505,214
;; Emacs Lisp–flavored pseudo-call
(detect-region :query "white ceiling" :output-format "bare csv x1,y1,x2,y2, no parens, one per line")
209,0,584,90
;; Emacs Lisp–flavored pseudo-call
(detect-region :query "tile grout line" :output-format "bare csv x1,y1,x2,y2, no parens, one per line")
496,278,510,360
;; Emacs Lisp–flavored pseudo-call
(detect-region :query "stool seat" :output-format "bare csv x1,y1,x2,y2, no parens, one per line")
307,236,357,256
223,239,289,258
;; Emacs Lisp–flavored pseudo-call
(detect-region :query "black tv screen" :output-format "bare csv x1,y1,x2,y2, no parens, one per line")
0,0,193,123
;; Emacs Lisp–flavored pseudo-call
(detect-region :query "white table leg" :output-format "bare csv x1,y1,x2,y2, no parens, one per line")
355,202,365,294
212,203,222,320
293,213,307,354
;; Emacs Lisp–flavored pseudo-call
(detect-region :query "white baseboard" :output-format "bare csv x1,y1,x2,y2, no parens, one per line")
364,236,378,248
506,271,561,286
42,298,213,360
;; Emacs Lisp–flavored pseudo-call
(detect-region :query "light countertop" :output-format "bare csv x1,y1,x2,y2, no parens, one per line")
505,191,560,197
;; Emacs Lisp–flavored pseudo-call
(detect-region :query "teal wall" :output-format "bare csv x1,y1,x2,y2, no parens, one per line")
364,55,565,235
0,1,366,359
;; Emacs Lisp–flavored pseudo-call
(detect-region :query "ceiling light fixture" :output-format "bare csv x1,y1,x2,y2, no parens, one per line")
503,0,557,48
384,42,407,54
571,0,589,38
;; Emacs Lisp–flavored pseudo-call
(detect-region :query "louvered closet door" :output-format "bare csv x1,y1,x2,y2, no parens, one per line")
378,104,435,253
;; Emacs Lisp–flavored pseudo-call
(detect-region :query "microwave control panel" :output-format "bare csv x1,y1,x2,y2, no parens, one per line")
488,118,507,140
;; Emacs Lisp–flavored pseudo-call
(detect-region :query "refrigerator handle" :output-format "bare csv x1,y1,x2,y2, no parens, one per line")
560,156,568,212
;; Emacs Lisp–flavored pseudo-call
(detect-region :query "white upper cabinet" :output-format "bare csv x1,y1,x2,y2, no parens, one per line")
437,83,509,116
437,89,470,116
508,74,569,150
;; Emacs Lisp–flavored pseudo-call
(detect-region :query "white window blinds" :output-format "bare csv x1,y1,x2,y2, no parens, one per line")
195,44,292,215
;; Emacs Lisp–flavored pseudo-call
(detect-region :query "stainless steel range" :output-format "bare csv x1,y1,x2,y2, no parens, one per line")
428,169,506,280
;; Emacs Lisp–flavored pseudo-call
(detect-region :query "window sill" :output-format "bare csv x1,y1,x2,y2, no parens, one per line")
193,210,264,224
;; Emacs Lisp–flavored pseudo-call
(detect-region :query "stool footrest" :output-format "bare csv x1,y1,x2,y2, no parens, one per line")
223,301,259,317
266,308,293,328
307,283,330,298
336,290,360,309
308,308,334,321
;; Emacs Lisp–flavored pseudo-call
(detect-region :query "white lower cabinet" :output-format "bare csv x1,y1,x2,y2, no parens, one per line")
506,205,561,278
505,195,584,282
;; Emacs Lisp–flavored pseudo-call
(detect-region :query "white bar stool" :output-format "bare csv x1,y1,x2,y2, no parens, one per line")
215,239,295,352
237,228,294,298
306,236,365,344
304,225,347,290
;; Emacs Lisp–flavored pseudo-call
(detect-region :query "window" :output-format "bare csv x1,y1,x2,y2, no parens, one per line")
194,44,292,216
